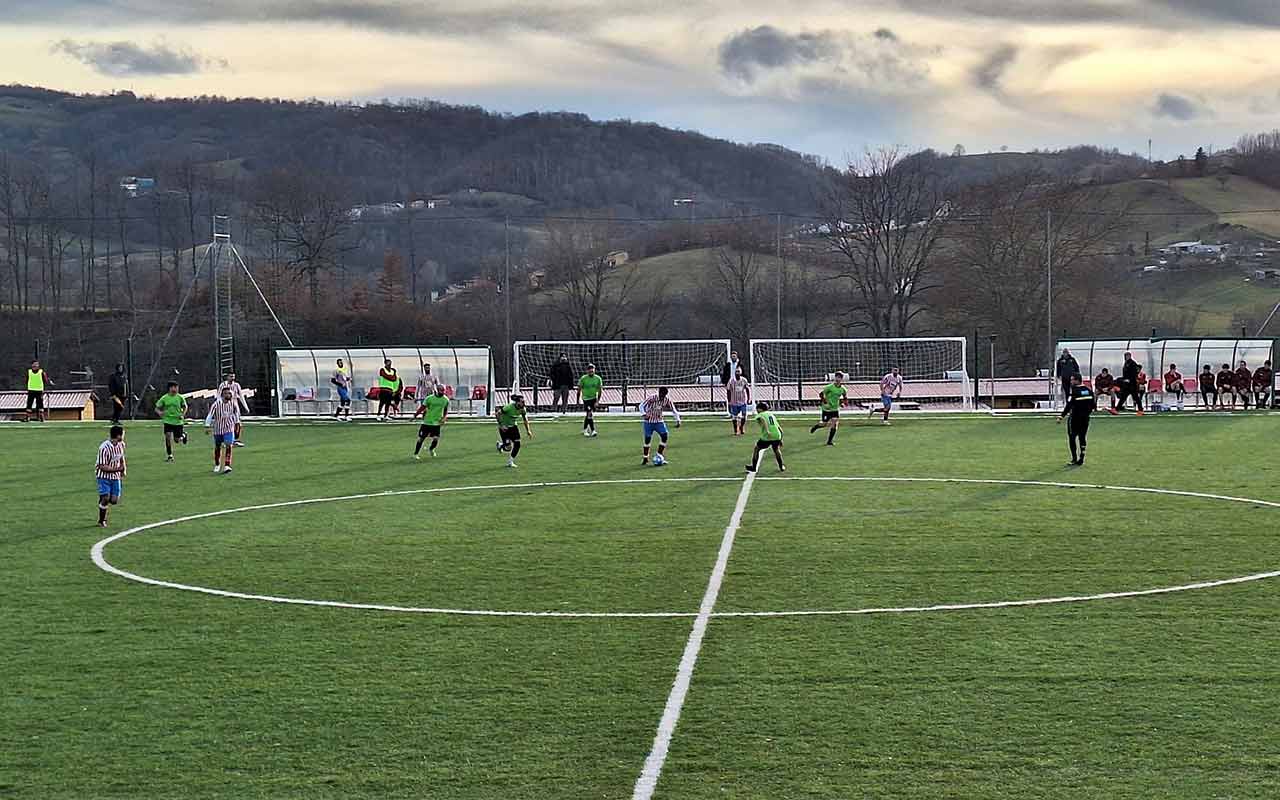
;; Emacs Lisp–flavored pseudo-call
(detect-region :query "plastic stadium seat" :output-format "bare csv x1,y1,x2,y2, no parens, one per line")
1147,379,1163,393
1183,377,1198,393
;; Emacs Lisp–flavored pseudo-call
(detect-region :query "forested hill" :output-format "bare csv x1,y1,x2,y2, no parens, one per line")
0,85,827,216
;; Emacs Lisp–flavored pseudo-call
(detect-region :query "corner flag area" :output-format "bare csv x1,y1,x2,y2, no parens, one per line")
4,413,1279,798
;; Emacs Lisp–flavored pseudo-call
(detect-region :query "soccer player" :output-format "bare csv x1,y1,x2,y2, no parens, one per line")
154,381,189,462
495,394,533,467
377,359,398,420
726,366,751,436
205,386,242,474
414,384,451,460
218,371,251,445
1199,364,1218,409
550,353,574,415
108,363,128,424
331,358,353,421
809,372,847,445
412,362,441,419
578,362,603,437
745,401,785,473
1163,364,1185,411
390,372,405,418
1235,360,1254,410
641,387,682,466
875,366,903,425
1254,360,1274,409
1057,373,1096,466
95,424,127,527
1217,363,1235,410
25,359,53,422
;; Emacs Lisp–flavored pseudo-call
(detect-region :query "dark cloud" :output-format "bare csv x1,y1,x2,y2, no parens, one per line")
895,0,1280,28
972,44,1017,91
51,39,227,76
1152,92,1206,120
873,27,898,41
718,26,840,81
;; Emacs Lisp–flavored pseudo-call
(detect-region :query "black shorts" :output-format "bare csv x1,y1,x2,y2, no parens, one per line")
26,391,43,411
821,409,839,422
756,438,782,449
500,425,520,442
419,424,441,438
164,423,185,436
583,398,598,411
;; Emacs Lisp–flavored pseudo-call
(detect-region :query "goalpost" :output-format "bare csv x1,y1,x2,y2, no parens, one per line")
511,339,732,412
750,338,972,411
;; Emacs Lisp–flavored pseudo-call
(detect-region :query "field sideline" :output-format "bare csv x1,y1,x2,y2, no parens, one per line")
3,412,1279,798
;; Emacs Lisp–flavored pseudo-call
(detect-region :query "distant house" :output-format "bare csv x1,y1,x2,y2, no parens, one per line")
118,176,156,198
605,250,629,267
1163,240,1202,254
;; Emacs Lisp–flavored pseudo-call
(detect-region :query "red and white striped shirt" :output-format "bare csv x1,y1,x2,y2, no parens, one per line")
206,398,241,435
641,394,680,424
95,439,126,480
880,373,903,396
218,380,248,412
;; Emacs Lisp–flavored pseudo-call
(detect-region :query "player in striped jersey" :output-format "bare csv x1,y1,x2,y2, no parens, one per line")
873,367,903,425
96,425,127,527
205,386,242,474
217,371,251,446
641,387,682,466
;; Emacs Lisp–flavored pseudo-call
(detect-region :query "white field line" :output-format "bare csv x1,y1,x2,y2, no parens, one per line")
90,476,1280,620
632,472,755,800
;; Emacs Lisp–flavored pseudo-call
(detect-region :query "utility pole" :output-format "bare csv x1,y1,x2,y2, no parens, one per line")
504,216,512,381
775,213,783,337
1046,209,1054,408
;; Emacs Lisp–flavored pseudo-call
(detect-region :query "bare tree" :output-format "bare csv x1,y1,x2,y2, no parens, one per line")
698,217,769,345
944,170,1132,372
816,148,950,337
252,169,356,306
544,219,638,339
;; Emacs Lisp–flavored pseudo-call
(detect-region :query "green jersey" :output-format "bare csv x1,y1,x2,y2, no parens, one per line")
155,393,186,425
820,383,847,412
497,403,523,428
756,411,783,441
422,394,450,425
579,373,603,401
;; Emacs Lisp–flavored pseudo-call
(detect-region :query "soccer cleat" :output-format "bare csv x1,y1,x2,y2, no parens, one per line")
745,464,757,473
180,433,188,444
222,467,233,474
506,459,517,468
1136,410,1145,416
233,441,246,447
414,454,421,461
430,449,437,458
589,430,598,437
165,455,175,463
583,430,592,437
779,465,787,472
882,420,891,426
98,520,108,528
825,442,835,446
213,465,222,474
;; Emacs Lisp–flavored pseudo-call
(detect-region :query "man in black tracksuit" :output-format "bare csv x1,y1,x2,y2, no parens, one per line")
108,363,128,424
1115,351,1144,414
1055,349,1081,402
1058,373,1097,465
549,353,575,414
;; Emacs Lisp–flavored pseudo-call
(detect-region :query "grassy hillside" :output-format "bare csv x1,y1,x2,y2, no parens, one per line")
1166,176,1280,238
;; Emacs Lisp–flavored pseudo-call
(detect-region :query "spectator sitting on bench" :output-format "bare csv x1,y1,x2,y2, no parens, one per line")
1200,364,1218,409
1217,363,1236,410
1163,363,1185,411
1235,360,1254,410
1254,360,1274,409
1094,368,1116,409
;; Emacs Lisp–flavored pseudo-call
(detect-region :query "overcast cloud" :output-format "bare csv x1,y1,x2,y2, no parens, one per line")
2,0,1277,162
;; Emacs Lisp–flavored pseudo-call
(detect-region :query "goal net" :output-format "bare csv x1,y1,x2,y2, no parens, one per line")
750,338,971,411
510,339,732,412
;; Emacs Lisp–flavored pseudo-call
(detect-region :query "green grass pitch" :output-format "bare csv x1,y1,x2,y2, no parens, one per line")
3,411,1280,798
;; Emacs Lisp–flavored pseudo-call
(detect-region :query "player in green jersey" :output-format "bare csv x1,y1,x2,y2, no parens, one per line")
495,394,534,467
808,371,847,445
153,381,189,462
745,401,786,473
414,384,451,460
577,363,603,437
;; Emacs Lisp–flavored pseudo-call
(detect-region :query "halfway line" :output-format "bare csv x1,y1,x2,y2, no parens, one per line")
632,472,756,800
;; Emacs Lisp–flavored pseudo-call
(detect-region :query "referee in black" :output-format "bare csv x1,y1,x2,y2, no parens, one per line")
1057,373,1097,465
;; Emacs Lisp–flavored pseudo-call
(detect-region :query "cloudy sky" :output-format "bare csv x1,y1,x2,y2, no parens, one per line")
4,0,1279,162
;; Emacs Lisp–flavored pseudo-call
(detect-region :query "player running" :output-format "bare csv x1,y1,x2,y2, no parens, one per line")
873,367,903,425
495,394,534,468
205,386,242,474
217,371,251,445
412,363,441,419
641,387,682,466
154,381,189,462
330,358,353,421
1057,373,1097,466
745,401,785,473
414,384,451,460
95,425,127,527
578,363,603,437
726,367,751,436
809,372,847,445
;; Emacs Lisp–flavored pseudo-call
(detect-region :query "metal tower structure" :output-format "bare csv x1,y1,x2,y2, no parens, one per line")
202,216,295,382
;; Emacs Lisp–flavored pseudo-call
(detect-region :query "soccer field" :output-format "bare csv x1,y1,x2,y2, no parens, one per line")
4,413,1280,798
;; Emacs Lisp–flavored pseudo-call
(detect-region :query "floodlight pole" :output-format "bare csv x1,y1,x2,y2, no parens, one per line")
989,334,997,414
1046,209,1054,409
504,216,512,382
